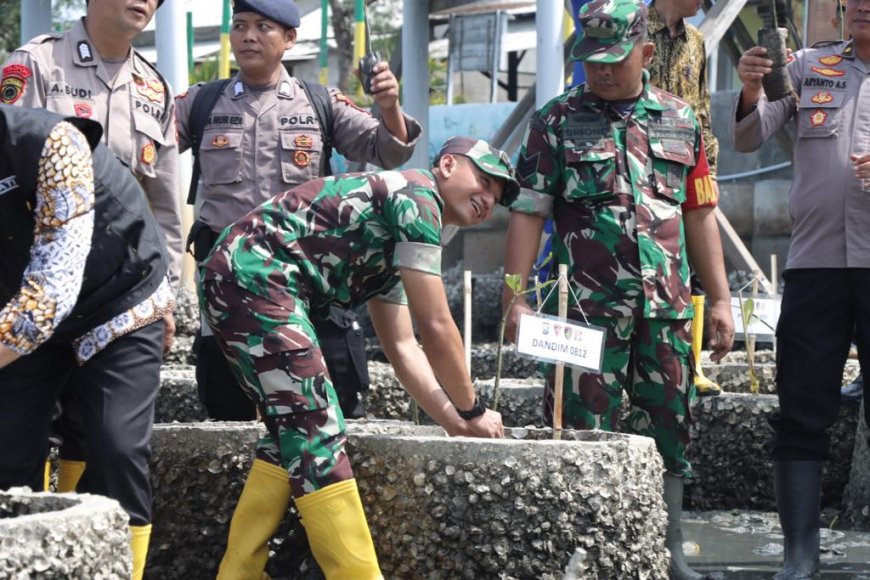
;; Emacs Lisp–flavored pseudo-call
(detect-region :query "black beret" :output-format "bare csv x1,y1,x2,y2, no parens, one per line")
233,0,301,28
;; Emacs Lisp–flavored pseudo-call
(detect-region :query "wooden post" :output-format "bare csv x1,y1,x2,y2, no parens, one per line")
553,264,569,440
463,270,472,372
770,255,778,297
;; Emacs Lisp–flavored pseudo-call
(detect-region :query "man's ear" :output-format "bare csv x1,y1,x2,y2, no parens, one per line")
438,153,457,178
642,42,655,67
285,27,298,48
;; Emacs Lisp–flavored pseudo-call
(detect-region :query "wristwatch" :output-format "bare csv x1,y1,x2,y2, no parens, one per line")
456,396,486,421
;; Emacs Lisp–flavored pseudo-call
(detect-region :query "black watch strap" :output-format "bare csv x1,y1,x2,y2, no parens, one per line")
456,395,486,421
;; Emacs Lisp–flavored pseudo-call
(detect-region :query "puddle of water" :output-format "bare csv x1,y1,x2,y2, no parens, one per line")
683,511,870,579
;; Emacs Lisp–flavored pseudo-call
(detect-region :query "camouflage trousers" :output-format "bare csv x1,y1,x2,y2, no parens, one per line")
199,279,352,498
544,316,695,477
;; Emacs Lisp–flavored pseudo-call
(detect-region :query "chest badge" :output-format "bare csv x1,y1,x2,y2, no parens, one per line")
810,110,829,127
74,102,93,118
810,91,834,105
1,64,32,105
211,135,229,148
134,75,164,104
818,55,844,66
294,134,313,149
810,66,845,77
140,142,156,165
293,150,311,168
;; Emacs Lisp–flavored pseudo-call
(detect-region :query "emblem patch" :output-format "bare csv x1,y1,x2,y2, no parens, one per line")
74,102,93,118
294,134,313,149
818,55,843,66
134,76,164,103
1,64,32,105
141,142,156,165
811,91,834,105
293,150,310,168
233,81,244,97
810,110,828,127
810,66,845,77
211,135,229,148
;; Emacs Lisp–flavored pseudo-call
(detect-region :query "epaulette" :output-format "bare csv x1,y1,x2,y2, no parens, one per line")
19,32,62,50
810,39,844,49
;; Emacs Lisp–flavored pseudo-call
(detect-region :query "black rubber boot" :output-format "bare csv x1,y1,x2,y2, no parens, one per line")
663,474,704,580
773,460,823,579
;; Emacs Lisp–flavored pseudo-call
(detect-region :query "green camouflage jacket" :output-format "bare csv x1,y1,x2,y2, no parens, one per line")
201,169,444,312
513,74,705,320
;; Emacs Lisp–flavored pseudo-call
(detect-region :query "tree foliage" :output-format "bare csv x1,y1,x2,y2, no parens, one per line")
0,0,86,61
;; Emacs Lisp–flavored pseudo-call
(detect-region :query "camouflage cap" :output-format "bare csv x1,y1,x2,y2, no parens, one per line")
436,136,520,207
571,0,648,64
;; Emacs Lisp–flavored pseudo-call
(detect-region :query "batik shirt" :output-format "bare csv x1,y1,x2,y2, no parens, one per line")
512,73,718,320
202,169,444,311
647,4,719,174
0,121,173,364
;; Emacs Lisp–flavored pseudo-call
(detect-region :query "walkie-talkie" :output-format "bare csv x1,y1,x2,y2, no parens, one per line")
358,2,380,94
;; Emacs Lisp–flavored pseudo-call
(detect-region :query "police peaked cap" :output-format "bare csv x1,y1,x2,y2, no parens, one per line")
233,0,301,28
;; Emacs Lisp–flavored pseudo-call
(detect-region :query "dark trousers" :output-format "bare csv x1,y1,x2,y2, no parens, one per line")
0,321,164,526
195,332,256,421
770,268,870,461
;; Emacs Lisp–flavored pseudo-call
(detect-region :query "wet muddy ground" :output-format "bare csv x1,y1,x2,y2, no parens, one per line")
684,511,870,579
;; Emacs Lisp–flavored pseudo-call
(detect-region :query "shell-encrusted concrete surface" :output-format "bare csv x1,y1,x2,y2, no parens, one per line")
348,424,668,579
0,488,130,579
155,366,207,423
687,393,858,512
146,422,669,579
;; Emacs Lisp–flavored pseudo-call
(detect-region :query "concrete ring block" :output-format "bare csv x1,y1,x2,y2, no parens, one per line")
0,488,131,579
148,421,668,579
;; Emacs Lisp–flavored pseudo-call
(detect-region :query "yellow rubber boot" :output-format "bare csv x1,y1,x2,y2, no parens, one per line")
56,459,86,492
130,524,152,580
43,460,51,491
217,459,291,580
691,295,721,396
295,479,383,580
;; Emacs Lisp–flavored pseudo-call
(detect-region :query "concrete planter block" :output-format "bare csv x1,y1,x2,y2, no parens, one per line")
147,421,668,579
843,400,870,530
0,488,130,579
350,423,668,579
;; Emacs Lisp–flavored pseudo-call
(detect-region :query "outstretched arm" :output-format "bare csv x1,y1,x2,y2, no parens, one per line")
368,273,503,438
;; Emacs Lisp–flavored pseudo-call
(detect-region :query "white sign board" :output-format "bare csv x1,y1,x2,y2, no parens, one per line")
730,295,781,339
514,313,606,373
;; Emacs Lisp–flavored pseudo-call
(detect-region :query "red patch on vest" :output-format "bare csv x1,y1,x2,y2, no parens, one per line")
134,75,164,103
294,134,313,149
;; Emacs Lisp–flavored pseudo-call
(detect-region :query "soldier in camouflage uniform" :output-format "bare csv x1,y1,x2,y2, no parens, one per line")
648,0,723,398
501,1,734,578
201,137,517,579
